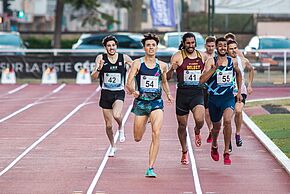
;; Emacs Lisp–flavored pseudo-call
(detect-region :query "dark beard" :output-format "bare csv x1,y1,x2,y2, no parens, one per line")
107,51,115,56
186,47,194,54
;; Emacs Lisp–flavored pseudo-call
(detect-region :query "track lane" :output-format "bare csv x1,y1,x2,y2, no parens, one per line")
0,86,133,193
94,85,197,194
0,84,66,120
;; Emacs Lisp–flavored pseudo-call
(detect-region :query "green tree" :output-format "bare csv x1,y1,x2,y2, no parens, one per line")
53,0,132,48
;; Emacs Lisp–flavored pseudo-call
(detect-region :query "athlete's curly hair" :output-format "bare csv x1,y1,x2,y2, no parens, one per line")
102,35,118,46
141,33,159,46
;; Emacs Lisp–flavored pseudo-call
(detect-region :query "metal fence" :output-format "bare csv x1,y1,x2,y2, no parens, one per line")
0,49,289,85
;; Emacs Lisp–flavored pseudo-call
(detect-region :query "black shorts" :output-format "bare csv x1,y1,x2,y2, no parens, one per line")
235,94,247,104
203,89,209,109
99,89,125,109
176,87,204,116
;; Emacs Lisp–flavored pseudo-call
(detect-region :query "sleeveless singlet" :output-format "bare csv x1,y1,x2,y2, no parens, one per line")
233,56,247,95
135,58,162,101
176,50,204,88
207,56,235,96
99,53,126,91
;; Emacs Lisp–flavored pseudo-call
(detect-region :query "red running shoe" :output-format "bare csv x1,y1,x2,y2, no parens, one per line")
223,153,231,165
206,132,213,143
211,146,219,161
181,151,189,165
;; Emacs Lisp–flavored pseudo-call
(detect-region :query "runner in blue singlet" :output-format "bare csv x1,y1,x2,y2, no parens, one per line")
126,33,173,178
200,37,243,165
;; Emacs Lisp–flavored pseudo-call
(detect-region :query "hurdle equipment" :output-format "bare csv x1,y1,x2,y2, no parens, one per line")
76,68,91,84
42,67,57,84
1,66,16,84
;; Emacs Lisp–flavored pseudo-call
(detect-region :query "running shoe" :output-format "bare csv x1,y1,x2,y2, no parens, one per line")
181,151,189,165
223,153,231,165
145,168,157,178
211,146,219,161
119,128,125,143
229,141,232,153
108,147,116,157
195,134,202,147
206,132,213,143
235,134,243,147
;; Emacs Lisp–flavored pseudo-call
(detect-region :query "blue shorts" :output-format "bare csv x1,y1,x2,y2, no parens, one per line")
208,94,235,123
131,98,163,116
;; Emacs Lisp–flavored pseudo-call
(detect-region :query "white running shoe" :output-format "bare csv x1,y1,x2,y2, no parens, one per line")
119,128,125,143
108,147,116,157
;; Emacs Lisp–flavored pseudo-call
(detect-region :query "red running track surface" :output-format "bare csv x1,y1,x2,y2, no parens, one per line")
0,83,289,193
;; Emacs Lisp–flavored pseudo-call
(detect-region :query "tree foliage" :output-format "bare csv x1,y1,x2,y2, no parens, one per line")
53,0,132,48
68,0,132,27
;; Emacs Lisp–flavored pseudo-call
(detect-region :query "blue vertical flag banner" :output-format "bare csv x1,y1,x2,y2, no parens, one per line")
150,0,176,27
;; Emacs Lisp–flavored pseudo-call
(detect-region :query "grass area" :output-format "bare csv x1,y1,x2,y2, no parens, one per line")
246,99,290,107
251,114,290,158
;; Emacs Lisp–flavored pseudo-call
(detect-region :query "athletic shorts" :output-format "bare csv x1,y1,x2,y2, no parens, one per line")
131,98,163,116
235,94,247,104
208,94,235,123
203,89,209,109
176,87,204,116
99,89,125,109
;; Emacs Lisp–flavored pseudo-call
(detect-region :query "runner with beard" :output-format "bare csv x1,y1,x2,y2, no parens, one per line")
91,35,132,157
167,32,205,165
200,37,242,165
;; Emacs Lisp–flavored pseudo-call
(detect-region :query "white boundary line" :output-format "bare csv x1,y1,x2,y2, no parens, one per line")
247,96,290,103
0,87,100,177
243,111,290,175
0,84,66,124
8,84,28,94
87,103,133,194
186,127,202,194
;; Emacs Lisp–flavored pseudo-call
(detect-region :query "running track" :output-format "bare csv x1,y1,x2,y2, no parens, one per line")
0,83,289,194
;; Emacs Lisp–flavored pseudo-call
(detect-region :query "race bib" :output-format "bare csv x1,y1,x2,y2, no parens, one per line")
184,70,201,85
104,73,121,88
140,75,159,92
217,71,233,87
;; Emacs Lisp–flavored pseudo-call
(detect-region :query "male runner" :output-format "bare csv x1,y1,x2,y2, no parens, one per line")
227,39,254,148
201,36,216,144
167,32,205,165
200,37,242,165
91,35,132,157
126,33,173,177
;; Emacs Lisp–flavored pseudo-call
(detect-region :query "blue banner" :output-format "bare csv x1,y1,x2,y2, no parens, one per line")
150,0,176,27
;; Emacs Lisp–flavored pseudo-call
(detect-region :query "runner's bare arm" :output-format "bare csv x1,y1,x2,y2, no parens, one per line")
125,59,140,97
160,61,173,103
243,58,254,95
199,57,216,84
233,59,243,102
91,54,103,80
167,51,181,80
124,54,133,69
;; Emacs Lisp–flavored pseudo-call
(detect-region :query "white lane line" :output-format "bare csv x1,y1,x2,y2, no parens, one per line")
0,84,66,124
0,88,100,177
248,96,290,103
8,84,29,94
87,103,133,194
243,112,290,175
0,103,35,123
186,127,202,194
52,83,66,93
